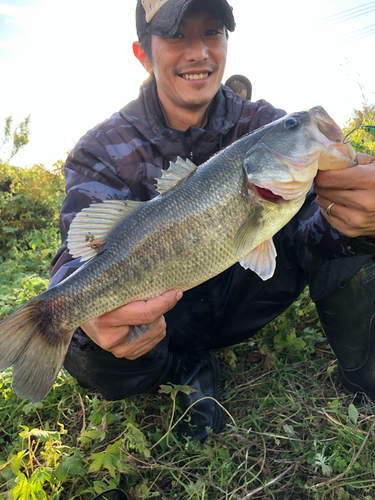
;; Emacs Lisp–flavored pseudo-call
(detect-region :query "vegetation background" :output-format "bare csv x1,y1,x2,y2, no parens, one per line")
0,109,375,500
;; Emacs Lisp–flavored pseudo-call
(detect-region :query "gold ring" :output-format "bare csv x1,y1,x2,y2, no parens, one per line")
326,202,335,216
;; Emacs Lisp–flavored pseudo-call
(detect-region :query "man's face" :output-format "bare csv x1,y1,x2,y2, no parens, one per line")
148,2,228,115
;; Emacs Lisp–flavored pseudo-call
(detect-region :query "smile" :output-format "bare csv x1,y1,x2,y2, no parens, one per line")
180,72,210,80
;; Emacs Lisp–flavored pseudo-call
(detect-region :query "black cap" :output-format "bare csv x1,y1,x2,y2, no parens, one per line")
136,0,235,40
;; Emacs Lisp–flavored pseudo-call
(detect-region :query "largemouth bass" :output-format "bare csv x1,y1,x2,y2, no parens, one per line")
0,106,357,402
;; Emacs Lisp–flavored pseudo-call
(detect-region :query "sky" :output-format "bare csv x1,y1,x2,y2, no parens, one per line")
0,0,375,167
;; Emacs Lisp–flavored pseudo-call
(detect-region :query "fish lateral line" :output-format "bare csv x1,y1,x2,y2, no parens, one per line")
0,105,359,403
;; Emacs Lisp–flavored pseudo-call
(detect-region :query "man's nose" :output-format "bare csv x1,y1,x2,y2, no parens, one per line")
184,36,209,61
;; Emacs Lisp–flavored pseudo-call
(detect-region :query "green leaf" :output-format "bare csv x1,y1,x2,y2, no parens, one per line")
79,428,106,446
153,430,168,453
283,424,298,438
9,473,30,500
159,383,196,400
105,440,122,476
102,455,116,478
58,455,86,477
19,428,60,441
55,462,68,482
10,451,26,475
124,424,151,458
22,402,44,414
89,453,106,474
326,365,336,377
27,468,52,500
348,403,359,425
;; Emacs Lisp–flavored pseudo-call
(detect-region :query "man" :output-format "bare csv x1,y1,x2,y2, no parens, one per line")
50,0,375,442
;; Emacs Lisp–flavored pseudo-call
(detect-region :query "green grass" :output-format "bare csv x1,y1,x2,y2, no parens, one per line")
2,160,375,499
1,283,375,499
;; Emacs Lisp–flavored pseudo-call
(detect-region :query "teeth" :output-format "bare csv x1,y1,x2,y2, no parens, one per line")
182,73,209,80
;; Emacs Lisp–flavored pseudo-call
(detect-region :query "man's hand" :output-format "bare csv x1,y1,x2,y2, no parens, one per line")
80,289,183,360
314,153,375,238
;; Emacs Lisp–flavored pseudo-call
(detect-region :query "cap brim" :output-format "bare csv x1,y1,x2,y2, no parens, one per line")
147,0,235,38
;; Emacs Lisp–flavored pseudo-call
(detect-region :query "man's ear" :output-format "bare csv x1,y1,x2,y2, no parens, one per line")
133,41,153,74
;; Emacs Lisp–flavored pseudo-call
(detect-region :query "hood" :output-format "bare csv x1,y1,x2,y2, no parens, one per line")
119,75,244,165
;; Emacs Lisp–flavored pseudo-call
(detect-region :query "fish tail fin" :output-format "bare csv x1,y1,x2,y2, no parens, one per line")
0,298,74,403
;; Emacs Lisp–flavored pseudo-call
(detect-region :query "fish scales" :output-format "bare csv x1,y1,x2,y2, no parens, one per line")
0,106,358,402
45,146,250,332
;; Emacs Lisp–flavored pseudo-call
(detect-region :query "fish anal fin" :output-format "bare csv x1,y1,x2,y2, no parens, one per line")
239,238,277,281
68,199,143,261
233,208,263,257
156,156,198,195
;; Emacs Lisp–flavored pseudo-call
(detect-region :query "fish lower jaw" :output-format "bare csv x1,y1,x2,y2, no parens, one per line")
318,149,358,170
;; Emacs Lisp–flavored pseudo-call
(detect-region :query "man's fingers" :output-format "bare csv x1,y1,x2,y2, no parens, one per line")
96,289,183,327
315,189,375,213
357,152,375,165
317,196,337,217
317,195,375,238
112,316,167,360
315,167,357,191
80,290,183,356
315,162,375,191
317,196,345,225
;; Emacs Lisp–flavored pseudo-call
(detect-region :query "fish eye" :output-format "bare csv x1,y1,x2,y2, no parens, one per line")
284,118,299,130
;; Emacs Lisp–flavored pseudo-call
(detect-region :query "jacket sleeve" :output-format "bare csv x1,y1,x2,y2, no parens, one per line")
49,126,133,287
294,189,375,258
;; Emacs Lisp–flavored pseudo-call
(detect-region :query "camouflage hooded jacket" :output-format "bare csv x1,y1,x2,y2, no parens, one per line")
50,75,375,293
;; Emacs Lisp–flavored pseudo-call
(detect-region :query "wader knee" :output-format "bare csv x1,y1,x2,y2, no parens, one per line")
64,331,172,400
315,259,375,399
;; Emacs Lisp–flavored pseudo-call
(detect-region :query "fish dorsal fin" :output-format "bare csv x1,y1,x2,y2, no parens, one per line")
239,239,277,281
233,208,263,257
156,156,198,195
67,199,143,261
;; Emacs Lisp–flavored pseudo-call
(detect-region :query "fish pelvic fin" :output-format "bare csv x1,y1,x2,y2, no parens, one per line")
0,299,74,402
156,156,197,195
233,208,263,257
68,199,144,261
125,321,158,345
239,239,277,281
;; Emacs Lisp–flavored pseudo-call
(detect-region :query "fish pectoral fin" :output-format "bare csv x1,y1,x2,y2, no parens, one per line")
239,238,277,281
68,199,144,261
156,156,198,195
232,208,263,257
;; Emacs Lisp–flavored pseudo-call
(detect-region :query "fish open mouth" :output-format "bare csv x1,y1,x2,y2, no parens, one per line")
254,185,284,203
